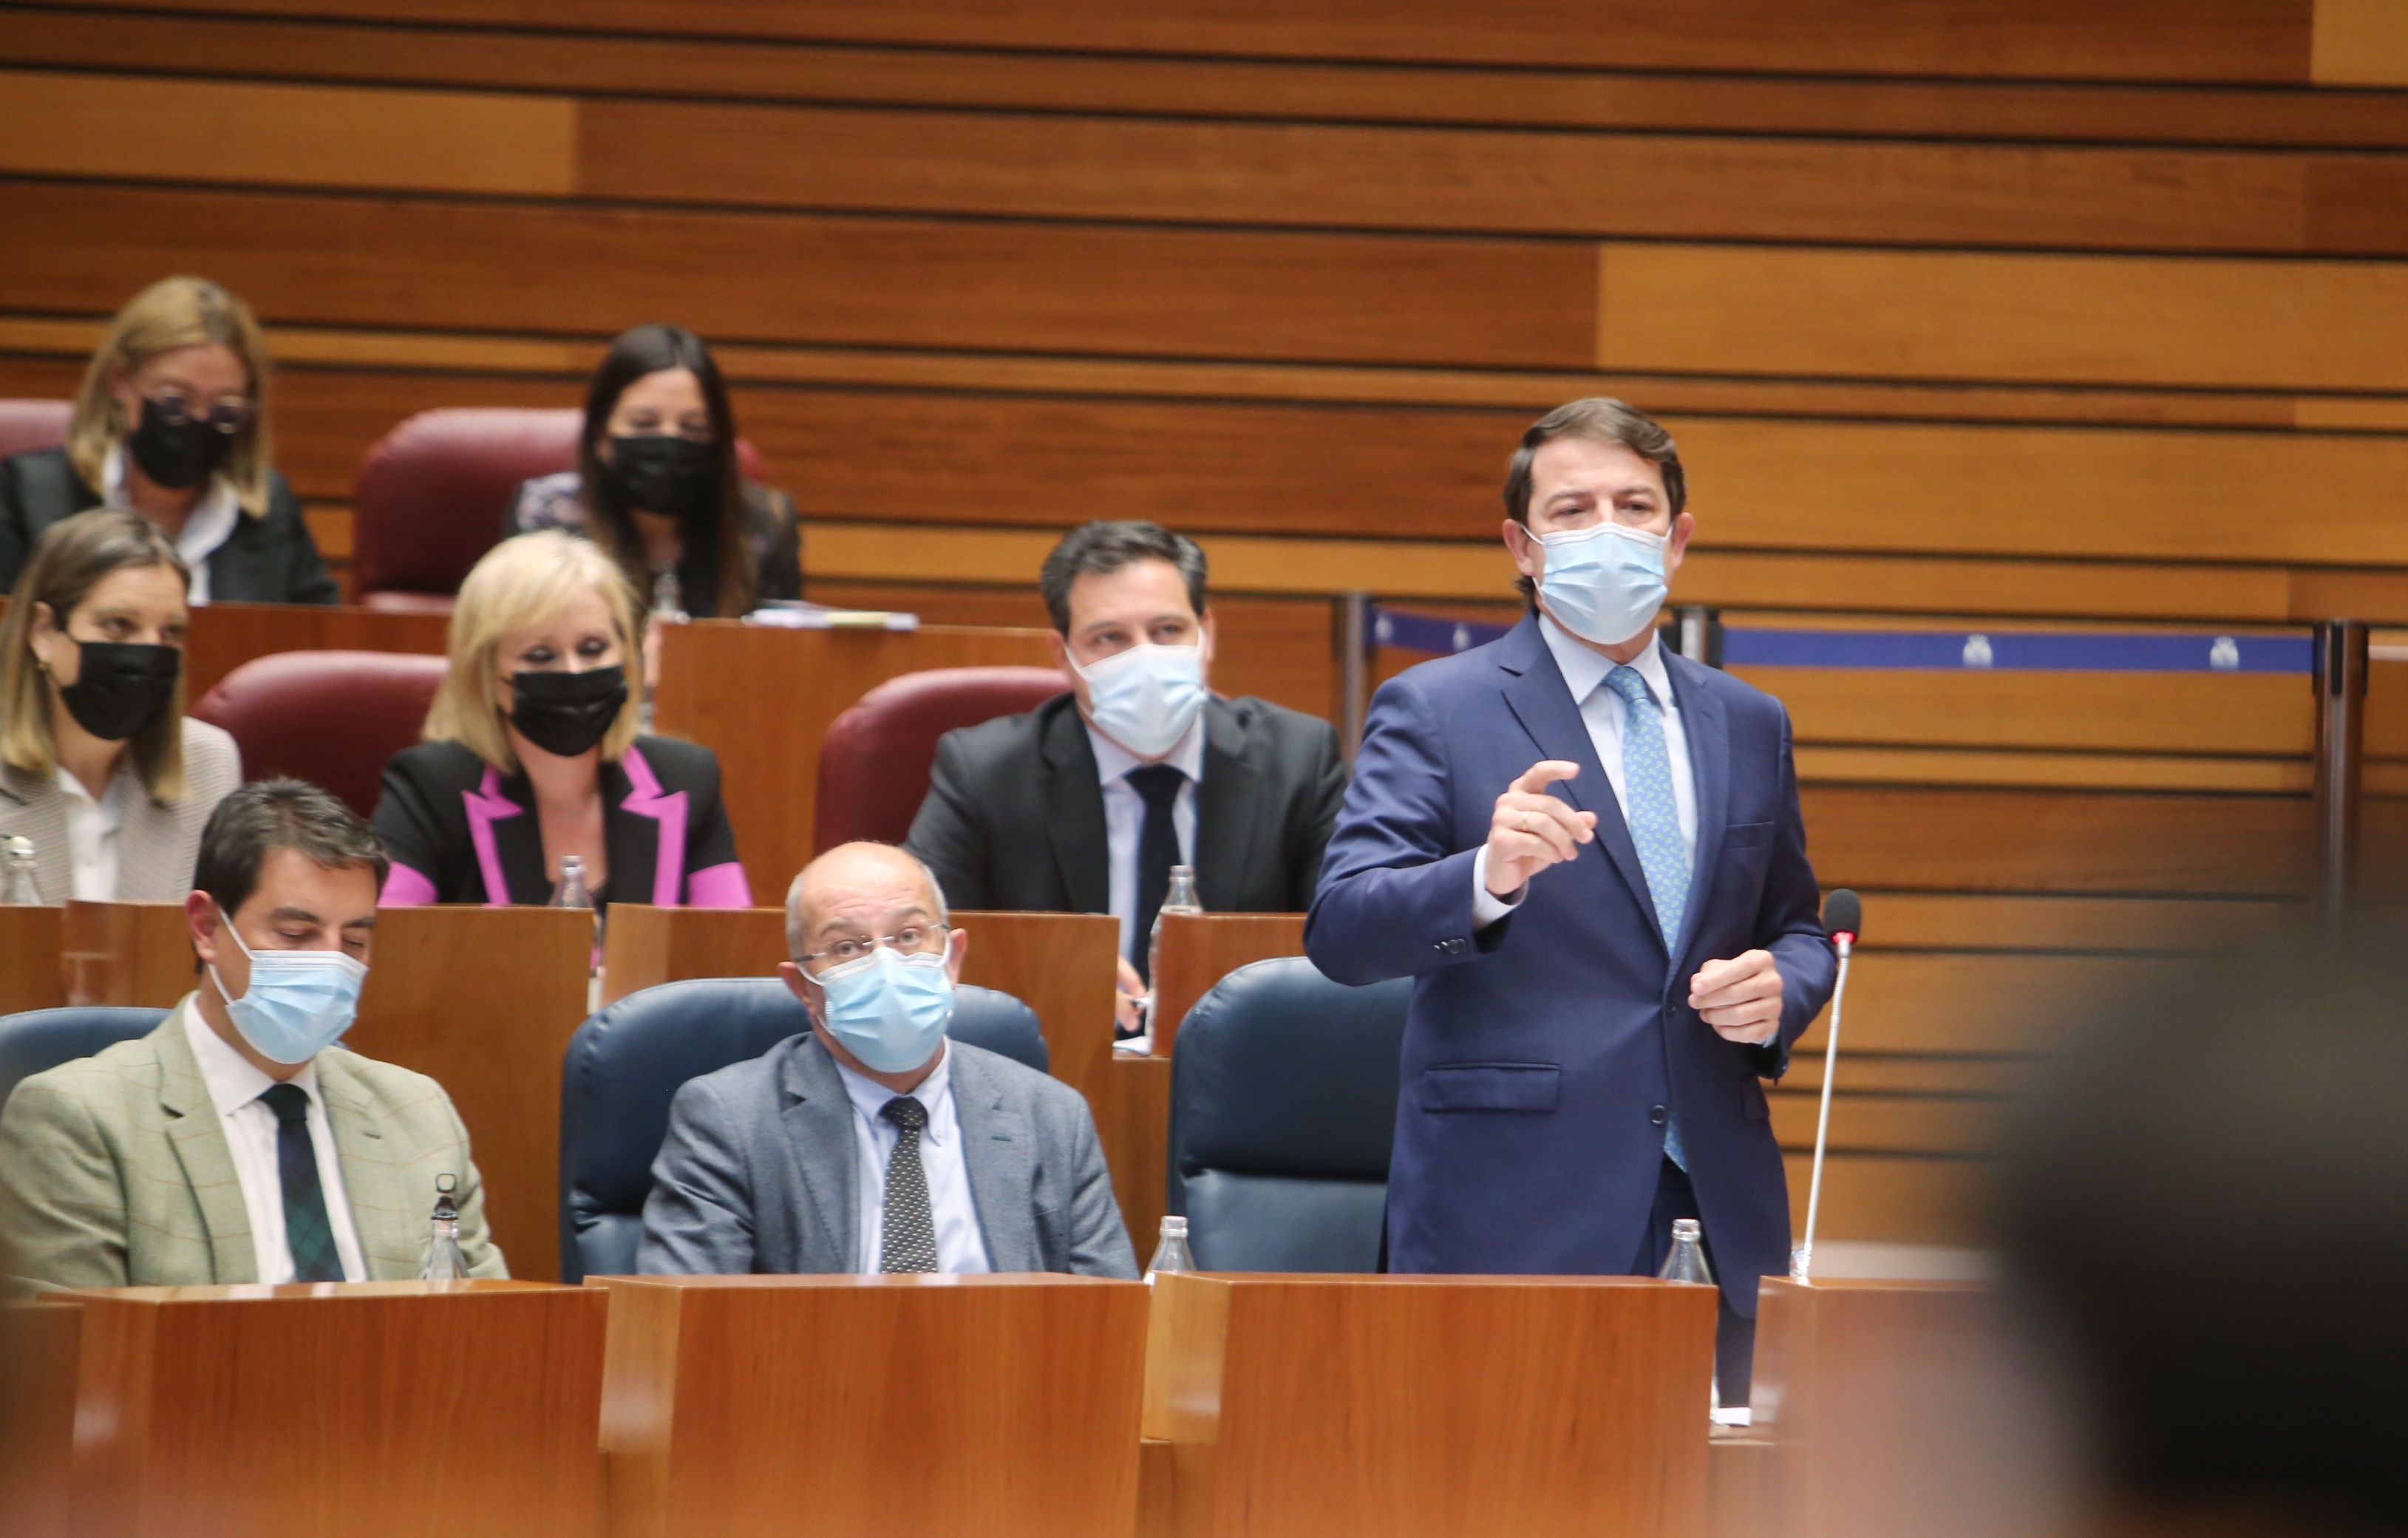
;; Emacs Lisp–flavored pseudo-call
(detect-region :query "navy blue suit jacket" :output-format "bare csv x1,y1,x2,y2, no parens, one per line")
1305,615,1835,1316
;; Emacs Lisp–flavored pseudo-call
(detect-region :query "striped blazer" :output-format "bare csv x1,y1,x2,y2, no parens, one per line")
0,718,241,902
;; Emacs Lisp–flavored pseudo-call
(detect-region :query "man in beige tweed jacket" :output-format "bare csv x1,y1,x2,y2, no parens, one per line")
0,778,504,1292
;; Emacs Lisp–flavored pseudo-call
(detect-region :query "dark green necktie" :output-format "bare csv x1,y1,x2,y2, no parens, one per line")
256,1083,344,1283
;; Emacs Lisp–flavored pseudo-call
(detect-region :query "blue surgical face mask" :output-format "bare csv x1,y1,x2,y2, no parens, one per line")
817,946,955,1074
1535,522,1670,647
207,922,369,1066
1073,643,1205,760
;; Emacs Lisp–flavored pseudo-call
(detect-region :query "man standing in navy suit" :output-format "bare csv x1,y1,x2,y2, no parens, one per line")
1306,398,1835,1403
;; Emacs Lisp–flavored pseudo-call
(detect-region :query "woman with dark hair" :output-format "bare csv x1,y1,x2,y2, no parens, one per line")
504,324,800,619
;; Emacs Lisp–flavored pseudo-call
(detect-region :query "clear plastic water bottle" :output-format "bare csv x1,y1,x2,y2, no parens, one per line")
418,1173,470,1282
1143,866,1204,1037
0,836,42,905
1657,1218,1715,1285
1145,1215,1196,1285
650,564,687,625
551,855,594,910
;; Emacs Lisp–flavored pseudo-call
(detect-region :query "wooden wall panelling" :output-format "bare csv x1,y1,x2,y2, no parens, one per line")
50,0,2325,86
1788,951,2168,1058
13,10,2408,148
0,181,1601,370
1793,748,2305,795
1779,1151,1985,1246
1837,892,2294,951
0,905,66,1015
1746,667,2313,756
2314,0,2408,85
0,68,572,195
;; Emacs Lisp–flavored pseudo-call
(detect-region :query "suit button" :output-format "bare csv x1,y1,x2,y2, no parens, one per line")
1649,1104,1668,1126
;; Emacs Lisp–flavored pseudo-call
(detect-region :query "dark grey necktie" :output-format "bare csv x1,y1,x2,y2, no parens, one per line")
1127,763,1186,981
878,1096,939,1273
257,1083,343,1283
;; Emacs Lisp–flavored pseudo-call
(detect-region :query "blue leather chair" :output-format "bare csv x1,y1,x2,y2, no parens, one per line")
557,976,1050,1283
1167,957,1409,1273
0,1007,167,1107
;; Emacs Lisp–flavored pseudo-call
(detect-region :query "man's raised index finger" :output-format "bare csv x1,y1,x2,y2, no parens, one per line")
1510,760,1583,795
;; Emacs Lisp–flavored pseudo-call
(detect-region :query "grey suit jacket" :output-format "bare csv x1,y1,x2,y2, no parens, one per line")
636,1033,1137,1279
0,718,241,902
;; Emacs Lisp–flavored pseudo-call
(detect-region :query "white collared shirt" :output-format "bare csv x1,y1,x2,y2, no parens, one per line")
54,766,132,901
1085,713,1207,964
181,1000,368,1284
829,1041,993,1276
101,444,241,605
1474,617,1698,928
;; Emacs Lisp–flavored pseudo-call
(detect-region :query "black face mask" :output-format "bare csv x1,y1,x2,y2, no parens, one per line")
509,666,628,758
126,398,233,491
601,435,720,522
57,642,180,742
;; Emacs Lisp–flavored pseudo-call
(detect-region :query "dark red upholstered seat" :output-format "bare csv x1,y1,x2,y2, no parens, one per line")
814,667,1069,849
0,399,74,463
192,650,449,818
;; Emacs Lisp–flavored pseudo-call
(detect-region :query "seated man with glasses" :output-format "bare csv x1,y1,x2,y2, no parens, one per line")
635,841,1137,1278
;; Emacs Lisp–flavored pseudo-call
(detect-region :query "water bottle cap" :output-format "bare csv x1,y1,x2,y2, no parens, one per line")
1671,1218,1702,1239
3,835,31,859
1162,1217,1188,1236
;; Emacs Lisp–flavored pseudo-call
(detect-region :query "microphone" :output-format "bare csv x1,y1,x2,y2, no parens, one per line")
1792,889,1863,1284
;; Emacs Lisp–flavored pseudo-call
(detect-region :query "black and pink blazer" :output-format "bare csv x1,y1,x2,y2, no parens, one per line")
370,736,751,910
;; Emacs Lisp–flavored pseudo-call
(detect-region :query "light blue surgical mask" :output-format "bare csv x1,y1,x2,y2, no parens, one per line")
1073,643,1205,759
1535,522,1670,647
207,923,369,1066
817,946,955,1074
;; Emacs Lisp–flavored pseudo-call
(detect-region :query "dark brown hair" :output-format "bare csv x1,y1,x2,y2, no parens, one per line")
193,777,389,918
576,323,757,617
1038,521,1208,636
1501,398,1686,603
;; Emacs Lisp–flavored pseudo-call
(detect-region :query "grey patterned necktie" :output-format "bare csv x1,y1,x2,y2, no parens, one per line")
878,1096,939,1273
1605,664,1693,1171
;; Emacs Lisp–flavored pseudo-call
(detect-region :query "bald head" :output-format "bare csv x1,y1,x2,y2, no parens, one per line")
783,842,950,962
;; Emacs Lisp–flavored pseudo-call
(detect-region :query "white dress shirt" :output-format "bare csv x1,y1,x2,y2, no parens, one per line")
1086,715,1207,962
1474,617,1698,928
182,1002,368,1284
102,444,241,605
54,766,132,901
830,1041,993,1276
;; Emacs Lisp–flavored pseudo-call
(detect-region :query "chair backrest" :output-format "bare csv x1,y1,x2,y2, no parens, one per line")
0,1007,169,1107
557,975,1048,1282
351,407,768,608
1169,957,1409,1273
191,650,449,818
0,399,73,463
814,667,1069,848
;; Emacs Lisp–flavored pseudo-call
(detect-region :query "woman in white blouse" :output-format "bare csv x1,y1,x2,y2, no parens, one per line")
0,509,241,901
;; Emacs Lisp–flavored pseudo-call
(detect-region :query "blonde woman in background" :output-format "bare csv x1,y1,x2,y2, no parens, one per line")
0,510,242,901
370,530,750,910
0,276,337,604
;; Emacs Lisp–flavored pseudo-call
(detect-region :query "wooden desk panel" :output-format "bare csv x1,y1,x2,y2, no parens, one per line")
597,1273,1147,1538
651,619,1056,903
1108,1055,1171,1262
1148,911,1305,1058
66,1281,604,1538
954,909,1118,1115
0,1301,81,1538
183,602,450,698
344,907,594,1282
598,903,783,1007
1145,1273,1715,1538
0,905,65,1015
60,901,192,1008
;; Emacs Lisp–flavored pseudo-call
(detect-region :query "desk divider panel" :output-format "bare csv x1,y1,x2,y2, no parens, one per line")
0,1300,81,1538
1148,911,1307,1059
0,905,65,1015
59,902,192,1009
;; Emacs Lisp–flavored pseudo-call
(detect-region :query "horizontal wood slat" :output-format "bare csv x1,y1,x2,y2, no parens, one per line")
1748,667,2313,757
55,0,2322,86
2313,0,2408,85
1793,748,2307,796
1,180,1599,371
1770,1094,2001,1159
1792,951,2167,1057
10,9,2405,148
1839,893,2295,952
0,67,571,195
1780,1153,1984,1245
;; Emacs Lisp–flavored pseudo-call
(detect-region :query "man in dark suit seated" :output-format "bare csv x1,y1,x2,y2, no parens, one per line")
905,521,1346,1034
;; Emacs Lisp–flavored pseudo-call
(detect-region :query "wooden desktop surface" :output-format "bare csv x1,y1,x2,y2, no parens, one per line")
64,1280,605,1538
652,619,1057,902
1145,1272,1716,1538
597,1273,1147,1538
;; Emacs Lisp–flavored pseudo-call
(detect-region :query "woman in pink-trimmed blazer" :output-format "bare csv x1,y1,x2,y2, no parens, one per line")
370,531,750,911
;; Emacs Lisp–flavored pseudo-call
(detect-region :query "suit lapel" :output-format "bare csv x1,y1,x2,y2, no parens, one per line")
599,758,661,911
153,1007,259,1284
779,1038,859,1268
316,1055,405,1279
1666,653,1730,976
1038,704,1112,914
1496,618,1664,952
0,765,72,905
1191,698,1264,912
489,772,551,905
948,1048,1038,1273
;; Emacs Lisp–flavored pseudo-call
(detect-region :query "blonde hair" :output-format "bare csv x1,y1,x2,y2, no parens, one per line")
0,510,192,800
69,277,275,518
423,531,646,771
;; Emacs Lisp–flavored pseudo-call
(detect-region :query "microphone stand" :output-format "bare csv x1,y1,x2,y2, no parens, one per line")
1791,930,1854,1284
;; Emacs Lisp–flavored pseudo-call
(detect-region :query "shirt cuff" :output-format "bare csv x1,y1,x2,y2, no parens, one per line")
1470,848,1528,931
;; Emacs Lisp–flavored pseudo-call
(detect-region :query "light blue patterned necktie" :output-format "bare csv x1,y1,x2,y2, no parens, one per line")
1605,664,1691,1170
